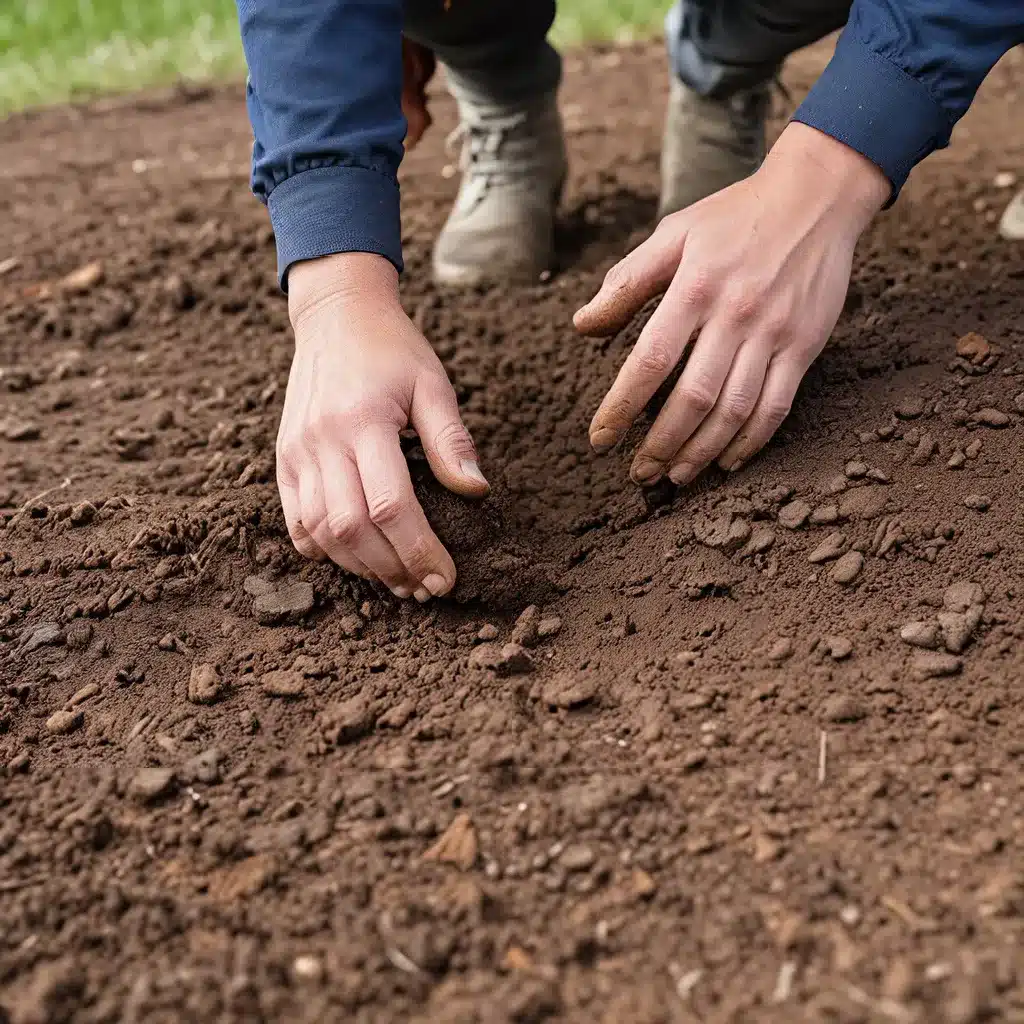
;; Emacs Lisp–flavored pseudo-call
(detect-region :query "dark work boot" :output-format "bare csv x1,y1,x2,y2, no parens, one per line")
658,77,770,220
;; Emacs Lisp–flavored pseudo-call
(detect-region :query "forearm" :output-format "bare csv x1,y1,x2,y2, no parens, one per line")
236,0,407,287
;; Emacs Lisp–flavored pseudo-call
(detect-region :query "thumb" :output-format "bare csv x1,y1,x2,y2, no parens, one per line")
573,219,686,337
411,377,490,499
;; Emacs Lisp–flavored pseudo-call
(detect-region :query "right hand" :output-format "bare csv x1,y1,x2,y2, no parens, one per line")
278,252,489,601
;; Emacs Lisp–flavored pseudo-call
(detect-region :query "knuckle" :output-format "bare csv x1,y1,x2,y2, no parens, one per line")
679,270,716,309
635,333,675,378
325,510,366,546
723,288,763,328
603,260,634,296
401,535,436,577
366,491,406,528
432,419,475,459
763,397,794,427
720,387,758,425
677,382,716,415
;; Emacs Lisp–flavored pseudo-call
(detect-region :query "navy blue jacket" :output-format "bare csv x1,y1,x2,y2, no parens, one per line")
236,1,1023,287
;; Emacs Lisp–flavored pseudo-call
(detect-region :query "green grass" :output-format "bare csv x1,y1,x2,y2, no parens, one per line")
0,0,665,114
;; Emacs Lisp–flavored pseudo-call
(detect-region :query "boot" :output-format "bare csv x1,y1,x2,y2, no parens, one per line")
658,77,770,220
432,88,567,287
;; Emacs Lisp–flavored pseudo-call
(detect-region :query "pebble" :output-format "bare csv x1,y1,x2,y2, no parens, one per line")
965,438,983,459
778,500,811,530
912,652,962,679
963,494,990,511
292,956,324,983
321,696,375,744
831,551,864,585
4,419,41,442
810,504,839,525
65,621,93,650
45,709,84,735
68,682,100,706
808,532,847,564
423,812,478,871
21,621,63,653
188,662,223,705
823,636,853,661
243,575,274,597
838,487,888,521
947,450,966,470
900,621,940,649
468,643,501,669
822,694,866,723
510,605,542,648
955,332,991,365
62,260,104,293
560,844,596,872
182,748,221,784
742,525,776,557
69,501,97,525
339,613,364,638
943,581,985,612
767,638,794,663
632,869,657,899
895,397,925,420
8,751,30,774
937,612,974,654
261,669,305,697
541,671,598,709
477,623,499,641
844,460,868,479
496,643,534,676
128,766,177,803
537,615,562,639
252,580,315,624
910,434,936,465
972,407,1009,428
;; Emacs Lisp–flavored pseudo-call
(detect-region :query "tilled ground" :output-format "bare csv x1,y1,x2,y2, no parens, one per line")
2,40,1024,1024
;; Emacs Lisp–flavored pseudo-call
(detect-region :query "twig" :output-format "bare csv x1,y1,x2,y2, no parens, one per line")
818,730,828,785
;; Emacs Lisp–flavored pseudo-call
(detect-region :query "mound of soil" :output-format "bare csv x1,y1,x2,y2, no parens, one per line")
1,40,1024,1024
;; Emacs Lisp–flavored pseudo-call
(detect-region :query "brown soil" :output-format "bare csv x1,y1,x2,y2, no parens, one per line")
2,40,1024,1024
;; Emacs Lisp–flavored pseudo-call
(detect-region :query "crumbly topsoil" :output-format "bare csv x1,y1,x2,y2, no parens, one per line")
1,40,1023,1024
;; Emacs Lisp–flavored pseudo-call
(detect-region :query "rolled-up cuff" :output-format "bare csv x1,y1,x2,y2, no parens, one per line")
792,33,955,204
267,165,403,289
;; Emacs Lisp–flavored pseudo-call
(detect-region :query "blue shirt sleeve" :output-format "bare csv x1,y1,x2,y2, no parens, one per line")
793,0,1024,201
236,0,406,288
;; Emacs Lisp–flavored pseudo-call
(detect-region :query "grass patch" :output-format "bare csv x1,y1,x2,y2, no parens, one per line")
1,0,665,114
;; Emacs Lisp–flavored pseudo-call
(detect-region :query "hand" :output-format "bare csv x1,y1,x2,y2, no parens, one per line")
574,122,890,486
278,252,489,600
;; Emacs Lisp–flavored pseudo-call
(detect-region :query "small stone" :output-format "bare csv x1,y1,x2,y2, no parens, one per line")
468,642,501,670
339,613,364,639
809,504,839,525
937,612,974,654
537,615,562,639
188,662,223,705
767,638,793,664
62,260,104,293
261,669,305,697
831,551,864,585
497,643,534,676
778,500,811,530
943,582,985,612
69,501,97,525
808,532,847,564
955,332,991,365
128,766,176,803
682,750,707,772
947,450,966,470
965,438,983,459
632,869,657,899
972,407,1009,428
838,487,888,521
502,947,535,971
4,419,41,442
912,652,962,679
900,621,940,649
994,171,1017,189
423,812,478,871
182,748,220,784
895,397,925,420
8,751,30,773
963,494,990,511
510,605,542,648
292,955,323,982
65,621,93,650
21,621,63,653
951,763,978,789
824,636,853,661
253,580,315,624
910,434,937,465
560,844,595,872
866,467,890,484
725,517,752,551
541,671,598,709
823,694,866,723
243,575,274,597
821,473,849,496
844,460,868,479
46,709,84,735
321,696,375,744
741,525,776,557
477,623,499,641
67,682,100,706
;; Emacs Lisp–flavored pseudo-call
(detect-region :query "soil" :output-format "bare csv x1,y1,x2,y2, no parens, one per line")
2,39,1024,1024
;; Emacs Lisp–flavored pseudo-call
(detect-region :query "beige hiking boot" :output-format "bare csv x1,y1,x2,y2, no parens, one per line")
658,77,770,220
432,90,567,287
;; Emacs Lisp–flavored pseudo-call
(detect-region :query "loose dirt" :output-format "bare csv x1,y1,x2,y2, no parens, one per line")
1,40,1023,1024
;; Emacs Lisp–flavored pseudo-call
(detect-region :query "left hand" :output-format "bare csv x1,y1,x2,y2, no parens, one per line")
574,122,890,486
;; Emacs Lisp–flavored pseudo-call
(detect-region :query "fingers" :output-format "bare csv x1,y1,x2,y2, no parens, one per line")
717,355,803,472
316,454,415,596
354,425,457,600
628,320,744,484
588,268,702,454
279,478,327,563
411,376,490,498
573,217,687,337
666,344,770,485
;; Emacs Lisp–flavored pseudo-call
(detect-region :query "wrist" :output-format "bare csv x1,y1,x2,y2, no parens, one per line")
765,122,890,233
288,252,400,331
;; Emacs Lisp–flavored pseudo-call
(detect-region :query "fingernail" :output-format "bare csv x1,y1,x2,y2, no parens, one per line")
724,458,745,473
668,462,696,486
391,586,413,600
631,459,664,485
590,427,619,454
460,459,489,489
422,573,450,598
414,586,432,603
